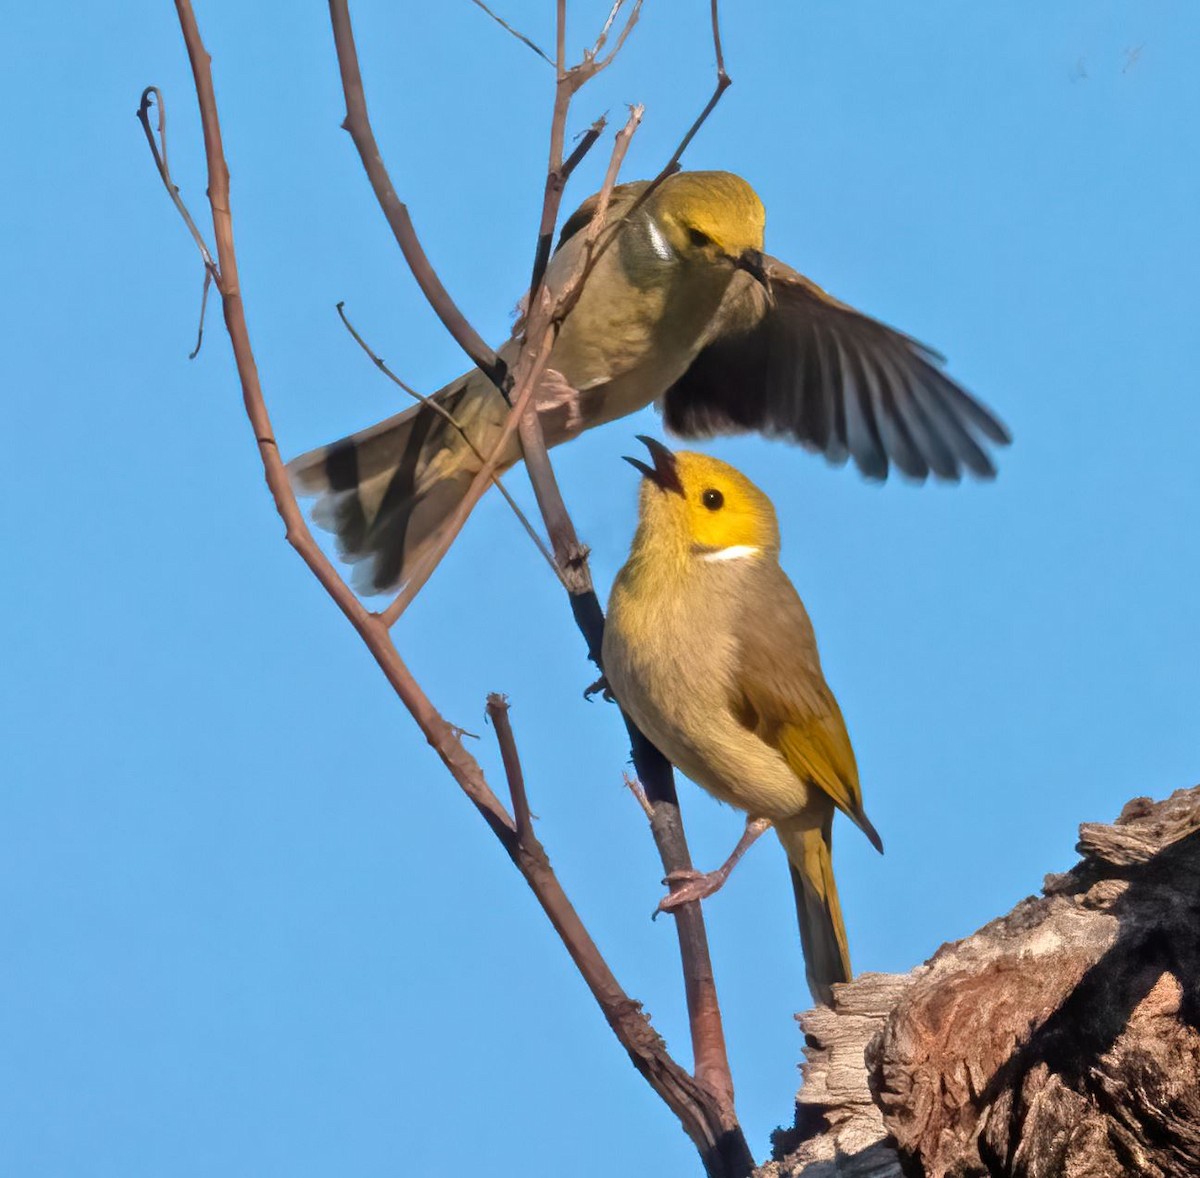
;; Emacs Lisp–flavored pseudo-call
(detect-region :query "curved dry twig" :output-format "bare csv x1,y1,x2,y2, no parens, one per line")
137,85,219,356
137,86,220,277
468,0,554,65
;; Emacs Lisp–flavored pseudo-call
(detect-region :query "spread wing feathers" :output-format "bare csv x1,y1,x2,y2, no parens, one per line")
661,256,1011,483
732,569,883,853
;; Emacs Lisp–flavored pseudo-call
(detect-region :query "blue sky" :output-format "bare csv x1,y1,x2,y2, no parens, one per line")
3,2,1198,1175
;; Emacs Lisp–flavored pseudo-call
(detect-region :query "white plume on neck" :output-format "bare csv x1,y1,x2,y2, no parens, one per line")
699,545,760,562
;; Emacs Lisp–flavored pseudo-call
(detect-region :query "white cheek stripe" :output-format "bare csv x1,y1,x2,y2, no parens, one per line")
699,545,760,562
645,218,673,261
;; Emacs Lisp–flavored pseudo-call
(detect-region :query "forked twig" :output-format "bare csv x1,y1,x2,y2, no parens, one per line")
582,0,644,71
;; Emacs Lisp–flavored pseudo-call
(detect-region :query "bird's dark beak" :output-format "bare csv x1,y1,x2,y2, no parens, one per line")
623,435,684,497
734,248,773,301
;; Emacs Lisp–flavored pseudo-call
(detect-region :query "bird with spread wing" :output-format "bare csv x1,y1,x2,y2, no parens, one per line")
288,171,1009,594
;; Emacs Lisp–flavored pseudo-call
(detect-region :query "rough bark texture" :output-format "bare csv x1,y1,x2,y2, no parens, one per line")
759,785,1200,1178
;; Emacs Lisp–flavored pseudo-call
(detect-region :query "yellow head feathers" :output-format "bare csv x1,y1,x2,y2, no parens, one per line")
624,437,780,561
647,171,766,262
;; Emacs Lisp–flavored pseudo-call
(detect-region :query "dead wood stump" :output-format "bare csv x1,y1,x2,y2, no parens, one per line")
760,785,1200,1178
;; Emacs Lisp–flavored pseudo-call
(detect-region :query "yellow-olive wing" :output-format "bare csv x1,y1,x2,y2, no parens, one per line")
732,566,883,852
662,256,1010,483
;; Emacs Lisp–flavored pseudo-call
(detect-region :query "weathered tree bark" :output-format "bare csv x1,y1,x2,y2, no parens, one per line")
760,785,1200,1178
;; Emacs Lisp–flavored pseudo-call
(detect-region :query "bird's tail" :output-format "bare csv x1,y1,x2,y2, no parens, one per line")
287,373,513,595
776,812,851,1006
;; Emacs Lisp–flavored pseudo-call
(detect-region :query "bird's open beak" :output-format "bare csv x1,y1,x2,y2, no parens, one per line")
623,435,684,496
734,248,773,302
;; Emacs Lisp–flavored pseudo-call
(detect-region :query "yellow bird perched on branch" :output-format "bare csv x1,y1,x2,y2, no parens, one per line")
288,171,1009,595
602,438,881,1006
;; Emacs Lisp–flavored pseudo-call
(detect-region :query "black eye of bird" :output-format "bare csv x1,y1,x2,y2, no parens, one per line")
701,488,724,511
687,227,713,248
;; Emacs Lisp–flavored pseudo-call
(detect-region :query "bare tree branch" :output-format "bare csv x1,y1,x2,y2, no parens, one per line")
480,694,751,1176
506,0,743,1124
367,101,633,624
153,3,754,1172
157,5,749,1172
166,0,514,842
333,0,746,1150
327,0,579,627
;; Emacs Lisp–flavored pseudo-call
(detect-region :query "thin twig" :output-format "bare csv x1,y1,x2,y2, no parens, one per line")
516,11,644,593
335,301,561,581
584,105,643,244
468,0,553,65
528,114,605,305
563,117,606,179
549,103,643,328
189,268,212,359
660,0,731,173
593,0,643,69
137,87,220,277
591,0,624,59
374,87,637,624
486,693,533,845
137,86,220,357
